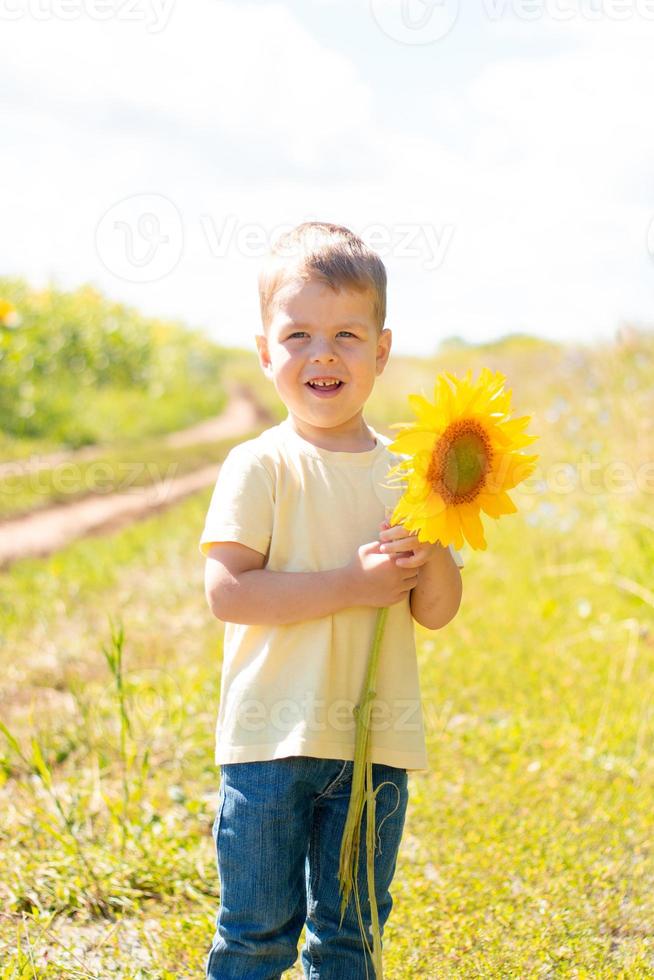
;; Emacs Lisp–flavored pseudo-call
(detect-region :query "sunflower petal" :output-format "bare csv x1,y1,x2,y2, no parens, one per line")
494,415,539,449
407,490,446,519
416,508,450,545
457,502,487,550
433,375,455,422
444,505,465,551
461,369,506,416
406,393,440,428
494,453,539,491
478,490,517,518
387,428,435,455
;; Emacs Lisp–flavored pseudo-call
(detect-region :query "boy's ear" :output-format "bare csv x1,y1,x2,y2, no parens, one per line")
376,328,392,374
255,333,273,377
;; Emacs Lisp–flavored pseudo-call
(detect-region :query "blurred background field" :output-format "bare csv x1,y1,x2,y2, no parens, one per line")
0,277,231,452
1,281,653,977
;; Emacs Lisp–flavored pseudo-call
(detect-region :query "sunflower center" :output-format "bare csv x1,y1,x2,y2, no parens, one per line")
427,418,493,505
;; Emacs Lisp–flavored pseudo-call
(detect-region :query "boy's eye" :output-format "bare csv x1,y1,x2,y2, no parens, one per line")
287,331,355,339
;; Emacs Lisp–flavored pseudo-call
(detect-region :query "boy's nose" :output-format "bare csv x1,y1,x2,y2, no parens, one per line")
310,344,338,361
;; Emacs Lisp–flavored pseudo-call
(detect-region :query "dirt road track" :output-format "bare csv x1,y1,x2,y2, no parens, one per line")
0,382,276,569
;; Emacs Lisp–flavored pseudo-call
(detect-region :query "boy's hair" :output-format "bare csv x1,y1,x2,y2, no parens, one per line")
258,222,387,334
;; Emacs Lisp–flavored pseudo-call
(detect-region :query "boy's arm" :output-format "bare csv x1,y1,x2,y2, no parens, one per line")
204,542,357,626
410,544,463,631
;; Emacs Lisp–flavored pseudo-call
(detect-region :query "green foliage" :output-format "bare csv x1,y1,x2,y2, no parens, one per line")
0,277,228,446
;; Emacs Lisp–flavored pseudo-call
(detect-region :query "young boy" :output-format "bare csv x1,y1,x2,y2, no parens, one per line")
199,221,464,979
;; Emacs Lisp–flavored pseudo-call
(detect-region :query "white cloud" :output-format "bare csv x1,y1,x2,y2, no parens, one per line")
1,1,373,163
1,2,653,355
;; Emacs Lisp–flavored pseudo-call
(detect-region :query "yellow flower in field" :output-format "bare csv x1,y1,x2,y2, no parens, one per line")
0,299,19,328
385,367,539,551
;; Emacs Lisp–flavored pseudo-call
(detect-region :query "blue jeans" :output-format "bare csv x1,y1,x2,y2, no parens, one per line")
205,755,409,979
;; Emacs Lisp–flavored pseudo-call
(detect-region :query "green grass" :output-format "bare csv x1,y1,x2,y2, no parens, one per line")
1,331,654,977
0,488,223,977
0,378,229,464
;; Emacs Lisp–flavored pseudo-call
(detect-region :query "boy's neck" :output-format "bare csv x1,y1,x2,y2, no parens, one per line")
286,413,377,453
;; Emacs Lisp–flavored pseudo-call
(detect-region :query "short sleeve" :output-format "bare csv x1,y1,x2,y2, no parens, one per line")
448,543,465,569
199,446,274,558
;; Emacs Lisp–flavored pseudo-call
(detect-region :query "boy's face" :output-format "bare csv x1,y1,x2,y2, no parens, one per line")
255,276,392,445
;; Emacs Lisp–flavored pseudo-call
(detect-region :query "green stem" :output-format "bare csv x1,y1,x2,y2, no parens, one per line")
338,604,389,979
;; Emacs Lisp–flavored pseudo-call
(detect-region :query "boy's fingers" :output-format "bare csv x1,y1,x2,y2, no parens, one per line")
380,522,418,539
380,537,415,552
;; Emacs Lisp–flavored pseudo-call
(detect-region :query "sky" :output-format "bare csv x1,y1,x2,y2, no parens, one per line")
2,0,653,357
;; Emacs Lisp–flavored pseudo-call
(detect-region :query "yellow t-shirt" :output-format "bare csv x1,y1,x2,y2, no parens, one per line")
199,415,464,772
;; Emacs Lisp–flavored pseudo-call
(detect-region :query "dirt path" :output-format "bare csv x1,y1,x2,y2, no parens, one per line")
0,381,276,569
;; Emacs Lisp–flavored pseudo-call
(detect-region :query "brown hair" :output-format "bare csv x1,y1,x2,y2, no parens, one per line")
258,222,387,333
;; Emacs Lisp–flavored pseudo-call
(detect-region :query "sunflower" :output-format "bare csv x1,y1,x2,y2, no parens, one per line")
339,368,538,976
385,367,539,551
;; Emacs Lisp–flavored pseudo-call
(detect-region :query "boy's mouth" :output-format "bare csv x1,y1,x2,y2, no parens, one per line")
305,378,345,398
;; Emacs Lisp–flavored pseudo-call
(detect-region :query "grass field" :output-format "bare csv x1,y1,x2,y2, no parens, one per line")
1,327,653,977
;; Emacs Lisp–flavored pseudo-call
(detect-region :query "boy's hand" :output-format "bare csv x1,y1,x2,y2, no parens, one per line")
377,519,439,569
346,527,421,608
